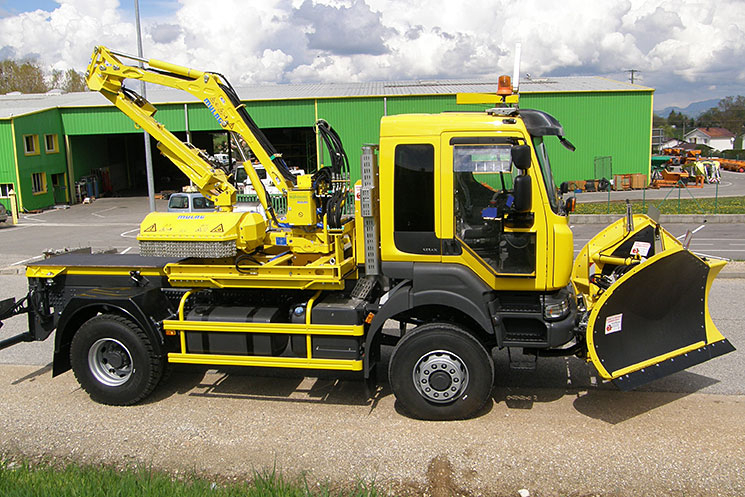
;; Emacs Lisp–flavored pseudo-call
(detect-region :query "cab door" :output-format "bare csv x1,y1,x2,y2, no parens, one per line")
439,133,549,292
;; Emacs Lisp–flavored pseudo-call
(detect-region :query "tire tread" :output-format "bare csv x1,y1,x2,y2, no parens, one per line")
70,314,163,406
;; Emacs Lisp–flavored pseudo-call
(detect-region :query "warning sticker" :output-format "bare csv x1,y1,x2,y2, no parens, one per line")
630,241,651,257
354,184,362,201
605,313,623,335
211,224,224,233
143,223,157,232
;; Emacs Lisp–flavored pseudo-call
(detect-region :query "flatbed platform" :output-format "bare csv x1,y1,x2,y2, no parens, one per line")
27,253,184,268
26,253,185,279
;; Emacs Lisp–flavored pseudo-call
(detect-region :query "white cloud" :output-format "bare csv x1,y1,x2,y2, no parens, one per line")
0,0,743,107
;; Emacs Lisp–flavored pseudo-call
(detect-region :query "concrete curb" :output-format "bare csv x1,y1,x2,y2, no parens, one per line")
571,214,745,224
0,267,24,275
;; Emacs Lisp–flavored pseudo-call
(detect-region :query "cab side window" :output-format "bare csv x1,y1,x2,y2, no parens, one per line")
393,144,439,255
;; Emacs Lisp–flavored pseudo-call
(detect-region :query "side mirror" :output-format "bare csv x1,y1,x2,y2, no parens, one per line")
559,181,570,195
511,145,531,170
513,175,532,212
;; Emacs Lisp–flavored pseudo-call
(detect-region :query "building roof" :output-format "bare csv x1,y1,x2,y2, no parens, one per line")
0,75,653,120
686,127,735,138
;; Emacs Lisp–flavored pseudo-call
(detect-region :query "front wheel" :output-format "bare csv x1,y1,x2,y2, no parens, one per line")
388,323,494,420
70,314,164,405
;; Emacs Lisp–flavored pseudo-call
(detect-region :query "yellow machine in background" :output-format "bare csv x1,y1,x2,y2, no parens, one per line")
0,47,732,421
87,46,350,261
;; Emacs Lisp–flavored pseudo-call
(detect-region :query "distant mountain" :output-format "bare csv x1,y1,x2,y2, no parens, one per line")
655,99,720,118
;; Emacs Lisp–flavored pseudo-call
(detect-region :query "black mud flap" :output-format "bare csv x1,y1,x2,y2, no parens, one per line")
586,248,735,388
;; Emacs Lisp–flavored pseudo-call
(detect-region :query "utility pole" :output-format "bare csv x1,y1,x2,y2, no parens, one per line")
626,69,640,85
134,0,156,212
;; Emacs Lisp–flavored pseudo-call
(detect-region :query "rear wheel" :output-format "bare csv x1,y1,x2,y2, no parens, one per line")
70,314,164,405
388,323,494,420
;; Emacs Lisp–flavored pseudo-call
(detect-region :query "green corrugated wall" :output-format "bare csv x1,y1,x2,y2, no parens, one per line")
11,109,68,211
62,99,317,135
314,91,652,185
520,91,652,184
51,88,652,194
316,97,382,177
0,121,15,210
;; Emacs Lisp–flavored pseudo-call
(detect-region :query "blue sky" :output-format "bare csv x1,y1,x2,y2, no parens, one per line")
0,0,744,109
0,0,179,18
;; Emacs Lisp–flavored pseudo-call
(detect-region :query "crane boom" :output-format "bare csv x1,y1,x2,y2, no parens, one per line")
85,45,296,213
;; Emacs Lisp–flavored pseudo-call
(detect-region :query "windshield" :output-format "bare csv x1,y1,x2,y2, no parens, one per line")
531,137,561,215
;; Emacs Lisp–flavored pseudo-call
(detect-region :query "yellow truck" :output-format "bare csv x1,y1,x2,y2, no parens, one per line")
0,47,733,420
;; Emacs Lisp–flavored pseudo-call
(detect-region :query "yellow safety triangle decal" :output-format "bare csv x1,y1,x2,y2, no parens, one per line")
211,224,224,233
144,223,157,232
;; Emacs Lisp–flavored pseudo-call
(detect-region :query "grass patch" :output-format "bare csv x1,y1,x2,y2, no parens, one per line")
0,458,378,497
574,195,745,215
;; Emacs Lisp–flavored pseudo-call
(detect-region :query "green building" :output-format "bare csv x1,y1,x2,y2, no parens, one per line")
0,77,653,211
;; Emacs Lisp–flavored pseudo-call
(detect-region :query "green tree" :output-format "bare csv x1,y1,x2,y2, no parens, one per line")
696,96,745,137
667,110,694,131
0,59,47,93
49,68,88,92
653,113,667,127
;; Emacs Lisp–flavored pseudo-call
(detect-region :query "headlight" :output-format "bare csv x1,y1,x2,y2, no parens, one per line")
544,297,570,321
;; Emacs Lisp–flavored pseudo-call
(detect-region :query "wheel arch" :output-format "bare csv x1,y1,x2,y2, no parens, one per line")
364,268,496,378
53,288,172,376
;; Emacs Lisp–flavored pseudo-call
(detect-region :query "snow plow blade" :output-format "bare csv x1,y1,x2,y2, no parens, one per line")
572,215,735,389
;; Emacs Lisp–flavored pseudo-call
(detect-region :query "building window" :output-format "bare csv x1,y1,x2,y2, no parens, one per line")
0,183,13,197
23,134,40,156
32,173,47,194
44,134,59,153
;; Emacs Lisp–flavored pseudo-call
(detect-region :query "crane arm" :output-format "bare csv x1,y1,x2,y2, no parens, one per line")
85,46,295,212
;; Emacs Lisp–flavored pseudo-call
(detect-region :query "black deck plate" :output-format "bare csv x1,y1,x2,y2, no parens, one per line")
27,253,184,269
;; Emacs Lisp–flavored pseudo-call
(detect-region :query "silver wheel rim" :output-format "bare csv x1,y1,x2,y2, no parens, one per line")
88,338,133,386
413,349,469,403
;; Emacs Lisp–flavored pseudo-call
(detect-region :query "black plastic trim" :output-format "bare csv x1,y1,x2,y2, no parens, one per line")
519,109,565,137
449,136,518,145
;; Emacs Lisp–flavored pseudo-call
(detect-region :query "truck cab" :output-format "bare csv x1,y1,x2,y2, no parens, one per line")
379,110,574,292
372,110,577,357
